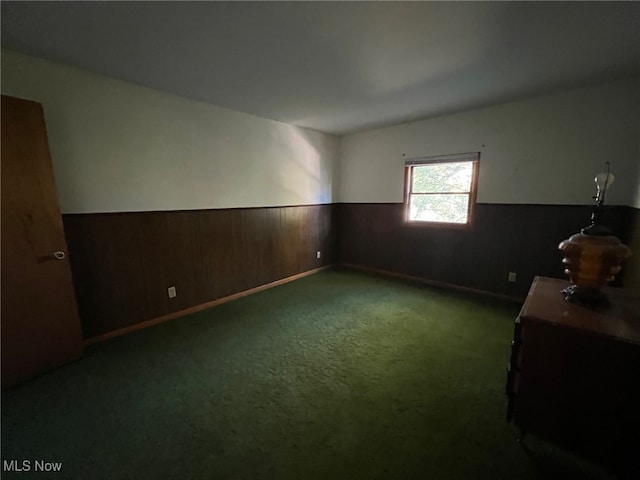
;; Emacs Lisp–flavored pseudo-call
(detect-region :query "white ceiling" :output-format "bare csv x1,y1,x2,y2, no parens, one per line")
2,1,639,135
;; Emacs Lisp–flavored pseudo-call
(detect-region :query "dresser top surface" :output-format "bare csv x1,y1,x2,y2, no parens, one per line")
520,276,640,345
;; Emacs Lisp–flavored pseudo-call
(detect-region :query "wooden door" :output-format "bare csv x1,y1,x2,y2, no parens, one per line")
1,95,83,389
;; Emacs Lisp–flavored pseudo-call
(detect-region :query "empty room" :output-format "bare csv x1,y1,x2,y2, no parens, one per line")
1,2,639,479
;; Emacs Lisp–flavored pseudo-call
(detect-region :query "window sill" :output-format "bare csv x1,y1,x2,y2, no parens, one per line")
404,220,473,230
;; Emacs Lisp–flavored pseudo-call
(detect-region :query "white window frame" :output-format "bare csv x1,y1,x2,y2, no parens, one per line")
403,152,480,228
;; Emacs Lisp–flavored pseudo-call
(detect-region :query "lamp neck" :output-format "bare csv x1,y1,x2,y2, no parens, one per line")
582,204,612,236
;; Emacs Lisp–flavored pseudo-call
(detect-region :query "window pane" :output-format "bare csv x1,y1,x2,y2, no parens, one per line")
409,194,469,224
411,162,473,193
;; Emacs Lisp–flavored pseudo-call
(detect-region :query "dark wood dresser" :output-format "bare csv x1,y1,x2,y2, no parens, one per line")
506,276,640,475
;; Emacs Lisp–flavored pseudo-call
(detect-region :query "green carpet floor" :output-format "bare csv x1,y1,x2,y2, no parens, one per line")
2,269,615,479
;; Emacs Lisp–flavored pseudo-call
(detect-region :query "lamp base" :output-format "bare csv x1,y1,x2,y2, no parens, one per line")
561,284,610,310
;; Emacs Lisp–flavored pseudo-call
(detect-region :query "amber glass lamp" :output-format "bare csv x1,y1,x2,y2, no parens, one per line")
558,162,631,308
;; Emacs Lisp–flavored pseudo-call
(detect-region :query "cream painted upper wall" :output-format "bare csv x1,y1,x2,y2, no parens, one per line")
1,50,338,213
339,77,640,207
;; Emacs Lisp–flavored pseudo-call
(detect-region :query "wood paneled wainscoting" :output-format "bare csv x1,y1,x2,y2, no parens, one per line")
63,204,336,340
337,203,638,299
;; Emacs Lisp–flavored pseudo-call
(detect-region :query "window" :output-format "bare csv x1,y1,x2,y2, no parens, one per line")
404,152,479,226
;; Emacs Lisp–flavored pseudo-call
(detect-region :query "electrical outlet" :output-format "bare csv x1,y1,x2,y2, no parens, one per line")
508,272,517,283
167,286,177,298
316,251,321,259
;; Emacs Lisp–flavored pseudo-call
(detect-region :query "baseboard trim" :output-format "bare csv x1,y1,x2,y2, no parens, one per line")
340,263,524,304
83,265,333,346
